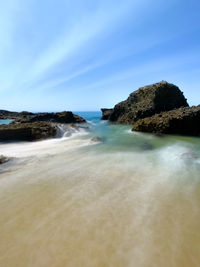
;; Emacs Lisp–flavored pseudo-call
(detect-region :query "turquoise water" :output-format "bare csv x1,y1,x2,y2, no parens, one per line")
0,119,12,125
76,111,200,153
75,111,101,123
0,111,200,267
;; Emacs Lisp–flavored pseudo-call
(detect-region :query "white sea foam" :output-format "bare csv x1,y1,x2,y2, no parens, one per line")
0,125,90,158
0,122,200,267
87,120,97,126
125,128,132,134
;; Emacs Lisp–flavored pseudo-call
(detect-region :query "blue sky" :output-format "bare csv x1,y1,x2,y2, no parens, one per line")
0,0,200,112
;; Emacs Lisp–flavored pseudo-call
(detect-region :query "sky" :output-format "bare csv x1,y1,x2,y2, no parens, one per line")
0,0,200,112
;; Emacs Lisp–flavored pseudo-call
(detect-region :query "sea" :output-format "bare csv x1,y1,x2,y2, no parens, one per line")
0,111,200,267
0,119,12,125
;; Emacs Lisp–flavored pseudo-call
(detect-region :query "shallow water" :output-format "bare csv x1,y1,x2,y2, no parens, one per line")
0,112,200,267
0,119,12,125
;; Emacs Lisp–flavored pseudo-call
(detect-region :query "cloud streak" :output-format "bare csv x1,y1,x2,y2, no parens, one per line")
0,0,200,110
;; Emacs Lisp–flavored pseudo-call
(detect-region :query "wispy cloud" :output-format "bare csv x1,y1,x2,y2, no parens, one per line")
0,0,200,110
1,0,138,90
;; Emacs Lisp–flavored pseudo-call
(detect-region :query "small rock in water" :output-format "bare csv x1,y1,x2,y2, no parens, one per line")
91,136,103,142
140,142,153,151
0,155,9,164
154,133,164,137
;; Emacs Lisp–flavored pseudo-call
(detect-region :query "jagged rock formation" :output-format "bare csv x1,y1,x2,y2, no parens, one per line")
107,81,188,124
101,109,113,120
133,106,200,136
0,122,57,141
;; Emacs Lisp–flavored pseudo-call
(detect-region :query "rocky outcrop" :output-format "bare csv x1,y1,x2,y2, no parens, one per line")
107,81,188,124
0,110,86,141
12,111,86,124
101,109,113,120
0,110,33,119
0,110,86,124
0,122,57,141
91,136,103,142
0,155,9,164
133,106,200,136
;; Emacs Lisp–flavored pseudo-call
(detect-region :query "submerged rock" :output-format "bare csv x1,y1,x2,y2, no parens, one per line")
101,109,113,120
0,122,57,141
91,136,103,142
133,106,200,136
108,81,188,124
140,142,153,151
0,155,9,164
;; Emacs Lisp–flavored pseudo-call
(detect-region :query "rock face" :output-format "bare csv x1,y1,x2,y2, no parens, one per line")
107,81,188,124
0,122,57,141
101,109,113,120
133,106,200,136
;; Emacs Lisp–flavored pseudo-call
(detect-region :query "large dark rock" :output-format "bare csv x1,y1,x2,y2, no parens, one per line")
0,110,33,119
13,111,86,124
0,110,86,124
0,110,85,141
101,109,113,120
109,81,188,124
0,122,57,141
0,155,9,164
133,106,200,136
14,111,85,123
